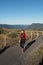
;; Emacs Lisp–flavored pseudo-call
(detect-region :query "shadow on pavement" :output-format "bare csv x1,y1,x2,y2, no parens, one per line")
0,46,10,55
24,39,36,52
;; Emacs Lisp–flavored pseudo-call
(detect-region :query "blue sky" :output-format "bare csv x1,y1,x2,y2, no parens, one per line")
0,0,43,25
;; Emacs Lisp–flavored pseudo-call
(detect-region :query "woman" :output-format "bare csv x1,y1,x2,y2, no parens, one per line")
19,30,27,54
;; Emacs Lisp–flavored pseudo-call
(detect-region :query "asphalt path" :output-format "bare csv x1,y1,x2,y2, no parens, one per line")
0,36,43,65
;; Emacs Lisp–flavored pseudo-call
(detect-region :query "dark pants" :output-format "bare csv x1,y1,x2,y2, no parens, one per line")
20,39,26,48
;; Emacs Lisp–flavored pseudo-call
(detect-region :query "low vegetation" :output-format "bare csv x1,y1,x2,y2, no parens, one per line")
0,28,20,48
30,45,43,65
0,28,43,48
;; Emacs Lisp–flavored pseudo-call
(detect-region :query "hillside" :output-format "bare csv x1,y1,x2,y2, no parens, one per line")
0,23,43,30
27,23,43,30
0,24,27,29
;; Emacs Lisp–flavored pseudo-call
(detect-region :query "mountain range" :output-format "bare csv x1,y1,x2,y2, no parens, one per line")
0,23,43,30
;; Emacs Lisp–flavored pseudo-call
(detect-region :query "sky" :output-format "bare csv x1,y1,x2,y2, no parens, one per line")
0,0,43,25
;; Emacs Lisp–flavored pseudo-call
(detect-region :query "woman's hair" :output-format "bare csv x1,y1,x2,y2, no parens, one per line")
21,29,25,34
21,29,25,31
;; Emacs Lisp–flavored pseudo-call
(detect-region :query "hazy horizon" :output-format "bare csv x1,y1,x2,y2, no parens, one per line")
2,23,43,25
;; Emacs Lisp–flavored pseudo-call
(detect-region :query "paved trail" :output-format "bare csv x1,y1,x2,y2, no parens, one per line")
0,36,43,65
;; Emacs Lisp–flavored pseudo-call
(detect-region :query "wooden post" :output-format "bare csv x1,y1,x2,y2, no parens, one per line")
34,32,35,39
36,32,39,38
42,32,43,35
31,32,33,39
4,35,6,47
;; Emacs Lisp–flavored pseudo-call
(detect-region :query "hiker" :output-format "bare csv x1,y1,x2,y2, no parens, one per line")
19,30,27,54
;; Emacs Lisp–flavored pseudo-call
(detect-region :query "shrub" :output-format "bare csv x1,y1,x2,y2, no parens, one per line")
0,28,4,34
9,32,18,38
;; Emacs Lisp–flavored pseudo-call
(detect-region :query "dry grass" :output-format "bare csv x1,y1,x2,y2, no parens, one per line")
0,34,6,48
0,28,43,48
30,45,43,65
0,29,19,48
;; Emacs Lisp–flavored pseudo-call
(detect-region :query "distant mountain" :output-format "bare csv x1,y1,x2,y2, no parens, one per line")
27,23,43,30
0,24,28,29
0,23,43,30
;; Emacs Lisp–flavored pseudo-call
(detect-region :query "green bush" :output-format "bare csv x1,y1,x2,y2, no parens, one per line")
0,28,4,34
9,33,18,38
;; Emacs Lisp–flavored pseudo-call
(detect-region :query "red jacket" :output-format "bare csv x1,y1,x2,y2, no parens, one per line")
19,32,27,40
